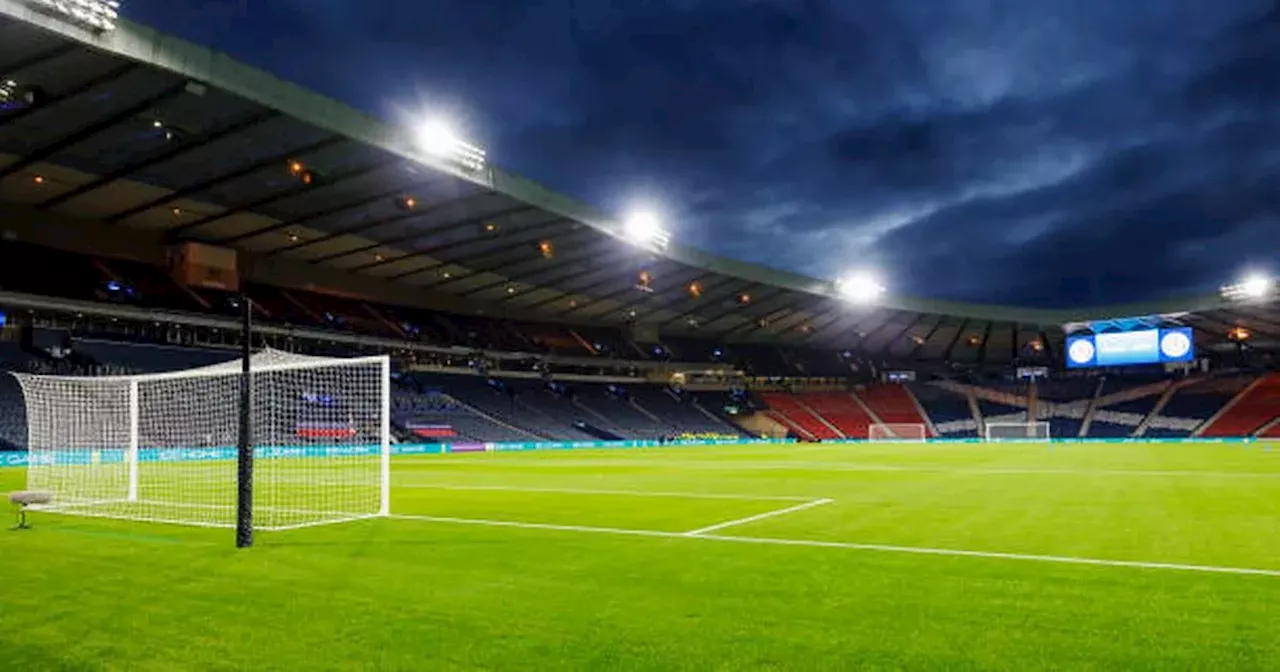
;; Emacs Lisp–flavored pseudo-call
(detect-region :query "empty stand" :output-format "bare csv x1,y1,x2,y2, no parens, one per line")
1200,374,1280,437
858,385,932,436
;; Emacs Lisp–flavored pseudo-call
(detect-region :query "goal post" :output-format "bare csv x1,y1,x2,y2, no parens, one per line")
868,423,928,441
984,421,1051,442
13,349,391,532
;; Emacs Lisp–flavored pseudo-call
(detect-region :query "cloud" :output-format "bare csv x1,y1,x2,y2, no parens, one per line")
128,0,1280,307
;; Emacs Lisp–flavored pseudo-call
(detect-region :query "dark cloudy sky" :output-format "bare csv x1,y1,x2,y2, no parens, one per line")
126,0,1280,308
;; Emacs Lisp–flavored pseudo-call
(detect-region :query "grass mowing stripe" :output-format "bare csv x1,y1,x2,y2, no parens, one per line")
684,498,834,535
395,482,819,501
388,513,1280,578
400,457,1280,479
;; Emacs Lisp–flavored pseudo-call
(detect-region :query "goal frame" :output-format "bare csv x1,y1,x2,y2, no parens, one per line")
15,352,392,533
868,423,928,441
983,421,1051,442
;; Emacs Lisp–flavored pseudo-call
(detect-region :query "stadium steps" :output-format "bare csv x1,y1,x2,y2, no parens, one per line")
1255,416,1280,438
763,410,817,441
1198,374,1280,437
691,400,748,436
795,397,846,439
1133,382,1182,437
968,391,985,435
758,394,833,440
1078,378,1107,437
848,390,885,428
629,400,662,424
857,385,932,437
901,385,941,437
446,396,544,441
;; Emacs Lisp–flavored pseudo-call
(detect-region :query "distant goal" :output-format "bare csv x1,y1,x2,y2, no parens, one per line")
868,423,928,442
984,421,1051,442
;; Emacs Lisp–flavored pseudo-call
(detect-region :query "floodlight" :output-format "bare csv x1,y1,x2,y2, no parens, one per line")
413,117,487,171
416,119,460,157
1221,273,1275,302
622,209,671,251
835,273,886,303
1241,274,1272,299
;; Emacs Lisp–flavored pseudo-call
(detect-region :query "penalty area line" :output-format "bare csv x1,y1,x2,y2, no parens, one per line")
683,498,834,536
395,482,818,502
385,513,1280,578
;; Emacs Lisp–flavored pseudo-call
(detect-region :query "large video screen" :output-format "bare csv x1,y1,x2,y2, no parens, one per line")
1065,327,1195,368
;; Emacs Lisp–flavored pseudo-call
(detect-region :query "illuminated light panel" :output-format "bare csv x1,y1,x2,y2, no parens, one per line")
23,0,120,32
414,118,487,172
1221,273,1275,301
835,272,886,303
622,209,671,252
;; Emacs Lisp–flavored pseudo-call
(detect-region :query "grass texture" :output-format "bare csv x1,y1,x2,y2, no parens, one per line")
2,441,1279,670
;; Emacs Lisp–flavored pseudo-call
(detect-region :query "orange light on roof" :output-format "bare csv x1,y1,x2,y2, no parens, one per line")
484,222,498,233
538,240,553,258
688,281,702,298
171,207,183,216
32,175,45,184
288,160,304,175
288,232,300,242
1230,326,1250,341
638,271,651,285
738,293,751,304
1030,340,1043,351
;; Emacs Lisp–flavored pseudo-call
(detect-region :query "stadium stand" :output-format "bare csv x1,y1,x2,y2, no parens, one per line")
857,385,932,435
1199,373,1280,437
908,384,977,437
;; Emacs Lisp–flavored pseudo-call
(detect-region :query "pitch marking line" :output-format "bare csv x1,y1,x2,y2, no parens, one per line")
683,498,834,536
386,514,1280,578
400,457,1280,479
395,482,817,502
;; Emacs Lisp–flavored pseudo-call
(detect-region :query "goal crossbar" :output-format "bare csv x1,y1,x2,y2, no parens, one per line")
13,349,391,532
868,423,928,441
984,421,1051,442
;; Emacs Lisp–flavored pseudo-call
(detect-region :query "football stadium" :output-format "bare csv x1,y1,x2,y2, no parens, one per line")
2,3,1280,669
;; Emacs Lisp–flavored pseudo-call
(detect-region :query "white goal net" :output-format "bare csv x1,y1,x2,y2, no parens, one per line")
984,421,1051,442
868,423,928,441
13,349,390,531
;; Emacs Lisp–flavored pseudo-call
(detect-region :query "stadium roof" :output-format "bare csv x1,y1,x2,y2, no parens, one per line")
1,1,1278,362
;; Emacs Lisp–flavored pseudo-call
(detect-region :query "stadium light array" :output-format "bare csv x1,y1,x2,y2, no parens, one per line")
835,272,886,303
414,118,486,172
1221,273,1275,302
622,209,671,252
23,0,120,32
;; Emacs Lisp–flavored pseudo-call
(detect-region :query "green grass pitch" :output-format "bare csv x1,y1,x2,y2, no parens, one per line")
3,441,1280,670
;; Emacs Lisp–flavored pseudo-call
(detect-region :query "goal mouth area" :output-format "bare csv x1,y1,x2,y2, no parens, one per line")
32,499,381,531
867,424,928,441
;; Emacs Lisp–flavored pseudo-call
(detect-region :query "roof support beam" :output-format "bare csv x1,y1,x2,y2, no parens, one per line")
279,191,496,261
941,318,971,361
877,313,929,356
976,321,995,365
106,136,346,223
1038,329,1055,362
386,216,569,281
225,175,451,247
0,62,136,131
656,278,760,328
0,82,190,182
39,111,280,211
170,160,392,238
412,225,598,286
909,315,947,359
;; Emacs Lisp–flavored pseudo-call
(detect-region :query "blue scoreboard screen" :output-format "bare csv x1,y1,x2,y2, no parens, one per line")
1065,327,1195,368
